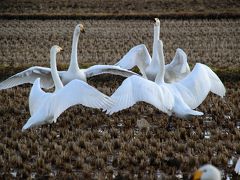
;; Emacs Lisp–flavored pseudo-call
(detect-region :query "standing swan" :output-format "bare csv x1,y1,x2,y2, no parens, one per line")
0,24,137,90
115,18,190,83
22,45,113,131
105,40,225,120
106,40,201,117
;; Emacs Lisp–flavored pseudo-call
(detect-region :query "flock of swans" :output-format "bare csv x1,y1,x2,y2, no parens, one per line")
0,18,226,132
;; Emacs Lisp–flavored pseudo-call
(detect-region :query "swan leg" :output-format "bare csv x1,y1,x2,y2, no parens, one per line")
166,116,174,131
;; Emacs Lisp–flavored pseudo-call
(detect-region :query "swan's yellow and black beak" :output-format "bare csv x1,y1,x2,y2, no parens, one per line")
80,24,85,33
191,169,203,180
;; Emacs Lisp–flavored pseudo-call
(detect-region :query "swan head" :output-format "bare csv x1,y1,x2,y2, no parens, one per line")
176,48,186,57
191,164,221,180
75,24,85,34
51,45,63,54
175,48,186,60
154,18,160,26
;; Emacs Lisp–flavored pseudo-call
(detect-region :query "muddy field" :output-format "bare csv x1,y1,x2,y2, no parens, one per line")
0,19,239,69
0,18,240,178
0,0,240,16
0,74,239,179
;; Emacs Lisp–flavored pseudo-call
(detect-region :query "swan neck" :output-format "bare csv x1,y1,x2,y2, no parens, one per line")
155,41,165,84
50,50,63,92
151,24,160,68
69,30,80,72
153,24,160,43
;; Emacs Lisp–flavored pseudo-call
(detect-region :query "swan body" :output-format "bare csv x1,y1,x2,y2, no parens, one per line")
192,164,221,180
0,24,137,90
115,18,190,83
22,45,113,131
106,40,225,118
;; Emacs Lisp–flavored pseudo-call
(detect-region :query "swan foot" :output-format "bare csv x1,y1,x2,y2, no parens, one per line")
166,116,175,131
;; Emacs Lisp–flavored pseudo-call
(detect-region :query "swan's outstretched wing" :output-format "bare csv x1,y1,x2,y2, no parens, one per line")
105,75,174,115
0,66,54,90
53,79,113,119
22,107,53,131
164,48,190,83
84,65,138,78
29,78,50,115
172,63,226,109
115,44,151,70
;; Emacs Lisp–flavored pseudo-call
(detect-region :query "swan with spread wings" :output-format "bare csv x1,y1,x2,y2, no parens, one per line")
0,24,137,90
22,45,113,131
115,18,190,83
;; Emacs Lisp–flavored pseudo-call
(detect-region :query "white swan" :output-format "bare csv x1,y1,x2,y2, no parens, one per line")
115,18,190,83
0,24,137,90
105,40,225,120
22,45,113,131
192,164,221,180
234,158,240,175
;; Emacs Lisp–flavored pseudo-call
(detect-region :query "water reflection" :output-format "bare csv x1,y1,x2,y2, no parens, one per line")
204,130,211,139
156,169,162,179
175,170,183,179
236,121,240,129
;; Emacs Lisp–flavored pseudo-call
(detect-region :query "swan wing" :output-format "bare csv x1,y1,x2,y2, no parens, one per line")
115,44,151,70
164,48,190,83
106,75,174,115
0,66,54,90
84,65,138,78
22,106,53,131
29,78,51,115
52,79,113,119
172,63,226,109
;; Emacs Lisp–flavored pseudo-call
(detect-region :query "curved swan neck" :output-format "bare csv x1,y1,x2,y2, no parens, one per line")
68,29,80,72
155,40,165,84
50,49,63,92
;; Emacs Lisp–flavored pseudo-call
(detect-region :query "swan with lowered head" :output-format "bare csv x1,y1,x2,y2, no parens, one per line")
22,45,113,131
191,164,221,180
105,40,225,121
0,24,138,90
115,18,190,83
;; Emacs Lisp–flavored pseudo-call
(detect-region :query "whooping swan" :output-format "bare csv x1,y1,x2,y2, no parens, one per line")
105,40,203,118
191,164,221,180
105,40,225,123
115,18,190,83
22,45,113,131
0,24,137,90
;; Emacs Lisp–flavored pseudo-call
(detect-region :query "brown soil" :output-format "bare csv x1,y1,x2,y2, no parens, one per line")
0,19,239,70
0,74,239,178
0,13,240,179
0,0,240,18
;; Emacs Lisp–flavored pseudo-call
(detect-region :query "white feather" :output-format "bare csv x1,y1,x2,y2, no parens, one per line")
0,24,136,91
115,20,190,83
22,46,113,131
